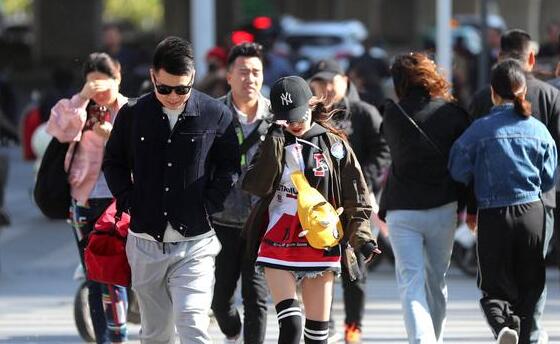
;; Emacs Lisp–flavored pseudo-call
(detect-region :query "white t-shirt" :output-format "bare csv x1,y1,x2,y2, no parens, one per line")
163,105,184,129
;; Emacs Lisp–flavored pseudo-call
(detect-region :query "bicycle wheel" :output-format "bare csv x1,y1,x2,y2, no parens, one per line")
74,281,96,342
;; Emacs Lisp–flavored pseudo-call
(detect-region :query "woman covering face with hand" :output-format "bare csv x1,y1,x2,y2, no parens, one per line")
46,52,129,344
242,76,379,344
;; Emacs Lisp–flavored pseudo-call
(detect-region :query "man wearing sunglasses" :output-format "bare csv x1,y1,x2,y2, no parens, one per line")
104,36,240,343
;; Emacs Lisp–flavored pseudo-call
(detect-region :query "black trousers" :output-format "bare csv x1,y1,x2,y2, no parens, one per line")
211,223,268,344
478,201,546,344
554,193,560,269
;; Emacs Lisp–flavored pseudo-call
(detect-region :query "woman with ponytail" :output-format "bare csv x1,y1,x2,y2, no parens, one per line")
449,59,557,344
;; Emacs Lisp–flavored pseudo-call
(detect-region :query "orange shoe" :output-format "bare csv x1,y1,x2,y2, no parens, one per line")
344,323,361,344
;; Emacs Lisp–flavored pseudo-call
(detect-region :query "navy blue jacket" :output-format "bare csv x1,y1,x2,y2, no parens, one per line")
103,91,240,241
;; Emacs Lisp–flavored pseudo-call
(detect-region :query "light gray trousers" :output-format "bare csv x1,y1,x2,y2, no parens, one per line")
126,234,221,344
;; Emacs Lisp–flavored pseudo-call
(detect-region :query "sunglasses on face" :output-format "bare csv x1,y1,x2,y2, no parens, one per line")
153,75,194,95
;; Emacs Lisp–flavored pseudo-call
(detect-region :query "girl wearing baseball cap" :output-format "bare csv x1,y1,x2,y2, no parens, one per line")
242,76,379,344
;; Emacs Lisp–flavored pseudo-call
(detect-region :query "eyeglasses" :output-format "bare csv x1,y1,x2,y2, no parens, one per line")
153,75,194,95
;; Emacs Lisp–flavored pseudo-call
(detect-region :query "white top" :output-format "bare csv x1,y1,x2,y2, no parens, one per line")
233,102,264,125
163,105,185,129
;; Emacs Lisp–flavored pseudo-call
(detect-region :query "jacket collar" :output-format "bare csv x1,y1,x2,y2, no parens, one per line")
183,90,201,117
150,90,201,118
223,91,271,122
301,123,329,139
490,102,514,113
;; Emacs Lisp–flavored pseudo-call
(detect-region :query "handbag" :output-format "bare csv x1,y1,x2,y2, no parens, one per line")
33,138,79,219
84,200,131,286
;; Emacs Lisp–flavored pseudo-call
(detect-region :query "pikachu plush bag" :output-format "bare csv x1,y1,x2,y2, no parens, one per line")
285,141,344,249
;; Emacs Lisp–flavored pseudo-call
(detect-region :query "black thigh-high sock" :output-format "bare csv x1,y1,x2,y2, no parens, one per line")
304,319,330,343
275,299,302,344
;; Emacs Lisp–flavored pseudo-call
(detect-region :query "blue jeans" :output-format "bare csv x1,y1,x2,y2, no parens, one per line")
387,202,457,344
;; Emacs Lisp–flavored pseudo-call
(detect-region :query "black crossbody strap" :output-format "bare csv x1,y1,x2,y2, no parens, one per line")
239,119,271,155
389,99,445,158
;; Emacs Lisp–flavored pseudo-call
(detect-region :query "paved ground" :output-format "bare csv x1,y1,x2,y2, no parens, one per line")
0,147,559,343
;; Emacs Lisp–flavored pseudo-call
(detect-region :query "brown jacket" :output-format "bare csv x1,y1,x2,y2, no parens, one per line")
241,123,374,262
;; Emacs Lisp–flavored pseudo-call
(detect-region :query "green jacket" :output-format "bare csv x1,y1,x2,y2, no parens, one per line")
241,123,374,263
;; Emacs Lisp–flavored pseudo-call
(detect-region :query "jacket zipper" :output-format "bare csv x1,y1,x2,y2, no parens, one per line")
352,179,360,203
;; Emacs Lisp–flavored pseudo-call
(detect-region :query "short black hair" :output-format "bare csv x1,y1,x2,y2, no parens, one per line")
500,29,532,62
226,42,264,68
153,36,194,75
82,52,120,79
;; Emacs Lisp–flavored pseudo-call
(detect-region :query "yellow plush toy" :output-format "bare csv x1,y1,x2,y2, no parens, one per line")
290,171,344,249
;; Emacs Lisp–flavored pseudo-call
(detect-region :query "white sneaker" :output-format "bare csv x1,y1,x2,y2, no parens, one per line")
497,327,519,344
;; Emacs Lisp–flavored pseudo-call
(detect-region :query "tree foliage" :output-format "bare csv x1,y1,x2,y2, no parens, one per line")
2,0,33,16
2,0,163,30
103,0,163,30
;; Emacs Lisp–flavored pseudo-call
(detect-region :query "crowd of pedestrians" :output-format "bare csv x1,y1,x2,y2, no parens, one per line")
1,22,556,344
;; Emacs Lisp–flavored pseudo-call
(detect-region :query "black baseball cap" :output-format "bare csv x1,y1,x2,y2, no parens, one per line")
309,59,344,81
270,76,313,123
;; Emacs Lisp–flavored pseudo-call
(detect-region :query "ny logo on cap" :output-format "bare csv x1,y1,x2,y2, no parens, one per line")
280,92,293,106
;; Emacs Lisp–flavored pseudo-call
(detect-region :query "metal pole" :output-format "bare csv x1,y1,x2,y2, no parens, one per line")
478,0,489,90
191,0,215,79
436,0,452,82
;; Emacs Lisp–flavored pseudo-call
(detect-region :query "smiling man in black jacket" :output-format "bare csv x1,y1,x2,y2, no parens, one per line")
103,36,240,343
469,29,560,344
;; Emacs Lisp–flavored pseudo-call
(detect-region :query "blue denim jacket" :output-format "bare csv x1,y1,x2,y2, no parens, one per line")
449,104,557,209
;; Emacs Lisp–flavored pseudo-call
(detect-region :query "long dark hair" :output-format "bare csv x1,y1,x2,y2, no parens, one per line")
490,59,531,117
391,52,454,101
309,96,347,140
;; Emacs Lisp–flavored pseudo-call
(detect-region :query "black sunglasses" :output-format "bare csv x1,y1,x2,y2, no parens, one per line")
153,75,194,95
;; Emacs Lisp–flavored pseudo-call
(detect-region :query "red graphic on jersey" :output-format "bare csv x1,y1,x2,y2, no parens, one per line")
313,153,328,177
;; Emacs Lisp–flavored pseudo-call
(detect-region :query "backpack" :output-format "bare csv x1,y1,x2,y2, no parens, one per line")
33,137,77,219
